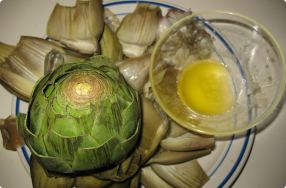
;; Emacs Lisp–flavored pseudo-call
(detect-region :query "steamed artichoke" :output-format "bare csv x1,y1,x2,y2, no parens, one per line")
17,56,141,174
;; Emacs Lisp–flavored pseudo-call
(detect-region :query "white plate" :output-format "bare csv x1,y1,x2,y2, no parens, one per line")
4,1,255,187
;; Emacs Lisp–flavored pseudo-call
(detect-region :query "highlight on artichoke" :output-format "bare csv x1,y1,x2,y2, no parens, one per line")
0,1,216,187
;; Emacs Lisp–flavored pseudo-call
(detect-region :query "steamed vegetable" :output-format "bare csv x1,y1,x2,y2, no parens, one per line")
17,56,141,173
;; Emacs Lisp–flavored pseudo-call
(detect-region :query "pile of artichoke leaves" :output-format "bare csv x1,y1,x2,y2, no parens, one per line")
0,0,216,188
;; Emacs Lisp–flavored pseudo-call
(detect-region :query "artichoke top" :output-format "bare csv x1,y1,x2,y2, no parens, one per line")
18,56,141,174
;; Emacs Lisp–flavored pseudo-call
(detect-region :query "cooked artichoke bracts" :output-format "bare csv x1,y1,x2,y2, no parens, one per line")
0,37,82,101
47,0,104,54
117,4,162,57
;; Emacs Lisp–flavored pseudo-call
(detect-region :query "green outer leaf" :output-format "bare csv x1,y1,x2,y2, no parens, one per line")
17,113,27,138
72,137,119,171
74,175,112,188
30,155,74,188
31,154,115,188
112,120,141,162
94,149,141,182
29,94,48,135
100,24,123,62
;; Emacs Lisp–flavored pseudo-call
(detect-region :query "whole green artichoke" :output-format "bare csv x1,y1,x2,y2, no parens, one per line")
17,56,141,174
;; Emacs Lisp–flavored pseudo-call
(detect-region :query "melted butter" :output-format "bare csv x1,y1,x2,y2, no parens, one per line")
177,59,234,115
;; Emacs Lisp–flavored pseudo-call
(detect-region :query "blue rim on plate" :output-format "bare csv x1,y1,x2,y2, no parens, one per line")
15,1,255,187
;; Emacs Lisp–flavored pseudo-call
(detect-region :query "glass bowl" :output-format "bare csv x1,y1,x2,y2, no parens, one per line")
150,11,286,136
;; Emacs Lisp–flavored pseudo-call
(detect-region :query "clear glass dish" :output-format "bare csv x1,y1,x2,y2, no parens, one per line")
150,11,286,136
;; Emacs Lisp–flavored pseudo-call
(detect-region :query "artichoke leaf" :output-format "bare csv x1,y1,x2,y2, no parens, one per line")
138,97,169,164
0,36,82,101
30,155,74,188
0,67,34,101
94,149,141,182
0,42,14,64
104,8,121,32
116,54,150,91
151,160,209,188
100,24,123,63
141,166,173,188
31,154,117,188
47,0,104,54
0,115,24,151
147,149,211,165
7,36,80,81
167,120,189,137
74,174,112,188
108,179,131,188
161,132,215,152
117,3,162,57
129,174,140,188
72,125,140,174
